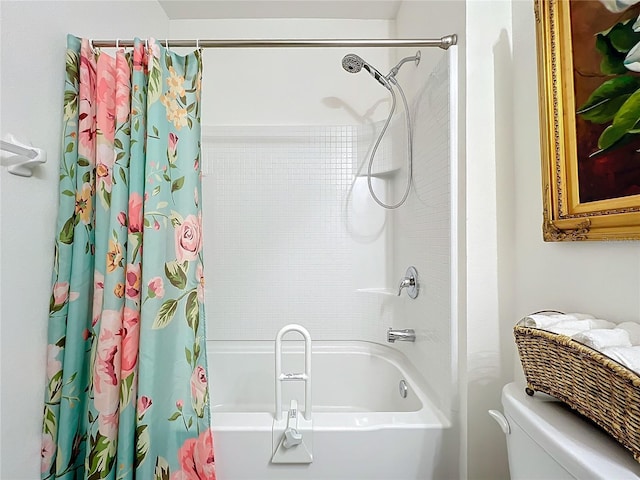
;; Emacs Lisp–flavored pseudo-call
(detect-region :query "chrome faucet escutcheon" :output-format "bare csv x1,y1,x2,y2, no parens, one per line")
397,266,419,298
387,328,416,343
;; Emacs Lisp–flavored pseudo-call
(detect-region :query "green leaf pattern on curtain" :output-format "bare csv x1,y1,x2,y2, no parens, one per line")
42,35,214,480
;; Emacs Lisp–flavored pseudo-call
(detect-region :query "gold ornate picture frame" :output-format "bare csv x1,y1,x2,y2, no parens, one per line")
535,0,640,241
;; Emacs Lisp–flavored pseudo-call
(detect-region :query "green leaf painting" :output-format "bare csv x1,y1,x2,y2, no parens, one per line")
598,88,640,149
595,21,640,74
577,76,640,123
579,15,640,154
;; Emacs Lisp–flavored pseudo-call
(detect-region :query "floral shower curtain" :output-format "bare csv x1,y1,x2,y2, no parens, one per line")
41,35,215,479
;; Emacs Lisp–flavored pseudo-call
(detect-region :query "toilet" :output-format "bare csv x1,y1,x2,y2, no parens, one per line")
494,382,640,479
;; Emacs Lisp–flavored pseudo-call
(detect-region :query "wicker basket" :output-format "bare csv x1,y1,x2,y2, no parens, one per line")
514,323,640,463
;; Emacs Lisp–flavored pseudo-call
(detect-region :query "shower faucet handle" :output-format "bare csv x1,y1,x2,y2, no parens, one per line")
397,266,419,299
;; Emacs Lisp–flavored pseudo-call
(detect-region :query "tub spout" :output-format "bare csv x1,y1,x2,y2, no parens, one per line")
387,328,416,343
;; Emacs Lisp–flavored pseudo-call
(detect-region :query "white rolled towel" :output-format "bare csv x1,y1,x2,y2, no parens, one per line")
545,320,594,336
600,346,640,375
523,312,595,328
567,313,598,320
614,322,640,346
522,314,563,328
546,326,593,337
544,318,615,335
572,328,632,351
589,319,617,329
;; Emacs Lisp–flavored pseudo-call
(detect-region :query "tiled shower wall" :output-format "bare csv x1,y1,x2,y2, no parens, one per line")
201,126,393,341
200,52,454,417
389,52,454,414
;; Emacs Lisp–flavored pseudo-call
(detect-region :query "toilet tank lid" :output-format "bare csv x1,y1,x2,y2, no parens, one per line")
501,382,640,479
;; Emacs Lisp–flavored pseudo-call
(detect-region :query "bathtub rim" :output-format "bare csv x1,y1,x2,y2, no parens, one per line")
207,339,451,431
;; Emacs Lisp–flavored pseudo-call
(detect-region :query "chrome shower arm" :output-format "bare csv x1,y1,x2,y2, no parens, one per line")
387,51,421,79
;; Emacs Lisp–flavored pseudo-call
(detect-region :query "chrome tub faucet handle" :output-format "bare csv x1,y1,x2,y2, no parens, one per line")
397,266,419,298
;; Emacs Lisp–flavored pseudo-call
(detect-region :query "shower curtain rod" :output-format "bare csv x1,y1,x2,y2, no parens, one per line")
91,35,457,50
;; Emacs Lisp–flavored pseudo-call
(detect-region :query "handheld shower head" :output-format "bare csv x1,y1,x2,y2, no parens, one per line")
341,54,391,90
342,53,364,73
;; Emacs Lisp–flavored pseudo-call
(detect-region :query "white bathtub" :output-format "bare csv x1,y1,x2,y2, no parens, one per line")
208,340,451,479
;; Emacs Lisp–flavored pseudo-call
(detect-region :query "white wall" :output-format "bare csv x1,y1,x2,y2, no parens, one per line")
511,1,640,327
465,1,513,478
169,19,394,126
394,2,465,478
0,2,169,478
465,2,640,480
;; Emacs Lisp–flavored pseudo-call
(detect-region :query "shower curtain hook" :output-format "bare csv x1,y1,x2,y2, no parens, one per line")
145,38,148,50
196,38,200,50
116,38,120,50
166,38,170,52
89,39,95,53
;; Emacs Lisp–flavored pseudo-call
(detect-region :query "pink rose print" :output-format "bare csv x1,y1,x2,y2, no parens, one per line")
41,433,55,474
190,365,208,418
128,192,144,233
133,42,148,73
115,53,131,123
52,282,69,307
96,55,116,142
154,219,160,231
176,399,184,410
93,309,123,440
171,429,216,480
117,211,127,227
125,263,141,301
137,395,152,419
46,344,62,381
78,41,97,160
121,307,139,375
169,132,179,156
98,412,119,441
147,276,165,299
175,214,202,263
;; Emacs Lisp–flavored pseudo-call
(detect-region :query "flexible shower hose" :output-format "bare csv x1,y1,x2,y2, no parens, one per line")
366,79,413,209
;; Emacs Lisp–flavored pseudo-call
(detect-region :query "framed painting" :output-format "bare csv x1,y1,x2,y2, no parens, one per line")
535,0,640,241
